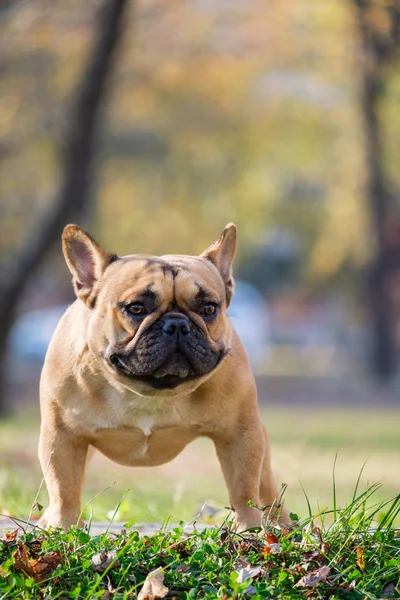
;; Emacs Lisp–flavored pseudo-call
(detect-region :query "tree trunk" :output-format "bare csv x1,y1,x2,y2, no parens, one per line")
362,74,397,379
0,0,130,414
353,0,399,381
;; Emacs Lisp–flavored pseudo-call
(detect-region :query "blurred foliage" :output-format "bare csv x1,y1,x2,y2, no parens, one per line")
1,0,400,290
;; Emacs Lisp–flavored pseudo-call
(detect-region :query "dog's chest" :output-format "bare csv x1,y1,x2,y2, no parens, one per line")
136,413,161,436
91,410,196,467
66,390,178,432
66,390,198,466
92,420,196,467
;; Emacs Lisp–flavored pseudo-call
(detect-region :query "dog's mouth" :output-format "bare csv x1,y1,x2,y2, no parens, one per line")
131,373,199,390
109,351,223,389
109,353,196,389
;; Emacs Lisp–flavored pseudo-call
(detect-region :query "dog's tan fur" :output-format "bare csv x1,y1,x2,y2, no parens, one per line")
38,223,289,530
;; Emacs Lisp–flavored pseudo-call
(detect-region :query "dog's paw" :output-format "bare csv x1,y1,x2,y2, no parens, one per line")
232,507,262,532
37,508,82,531
262,505,294,530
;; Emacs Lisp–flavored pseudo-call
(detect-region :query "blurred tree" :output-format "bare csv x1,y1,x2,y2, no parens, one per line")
351,0,400,380
2,0,400,403
0,0,130,414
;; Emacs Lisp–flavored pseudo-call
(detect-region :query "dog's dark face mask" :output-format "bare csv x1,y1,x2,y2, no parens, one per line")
62,224,237,396
109,308,224,390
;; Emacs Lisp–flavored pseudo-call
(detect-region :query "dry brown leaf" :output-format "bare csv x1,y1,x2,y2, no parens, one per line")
1,530,18,544
320,542,330,554
264,531,281,555
264,543,281,556
237,540,252,555
13,544,34,578
356,547,365,571
137,567,169,600
30,551,61,582
13,544,61,583
176,564,191,574
294,565,330,588
265,532,279,545
220,527,229,544
91,549,119,573
302,549,322,562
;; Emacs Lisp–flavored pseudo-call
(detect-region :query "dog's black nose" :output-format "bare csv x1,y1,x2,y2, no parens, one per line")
162,316,190,337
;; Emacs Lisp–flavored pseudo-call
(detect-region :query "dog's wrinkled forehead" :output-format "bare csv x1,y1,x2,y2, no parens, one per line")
101,254,226,306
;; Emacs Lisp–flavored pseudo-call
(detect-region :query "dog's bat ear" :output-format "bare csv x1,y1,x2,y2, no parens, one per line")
201,223,236,306
62,224,118,308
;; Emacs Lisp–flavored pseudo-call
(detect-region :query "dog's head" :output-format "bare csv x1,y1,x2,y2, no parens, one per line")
62,224,236,396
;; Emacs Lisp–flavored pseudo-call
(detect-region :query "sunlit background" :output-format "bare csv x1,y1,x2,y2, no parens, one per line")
0,0,399,526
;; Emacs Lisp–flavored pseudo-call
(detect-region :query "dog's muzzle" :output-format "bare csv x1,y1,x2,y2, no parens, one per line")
107,311,224,388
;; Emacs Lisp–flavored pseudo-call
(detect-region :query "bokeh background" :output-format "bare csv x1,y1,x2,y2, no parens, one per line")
0,0,399,526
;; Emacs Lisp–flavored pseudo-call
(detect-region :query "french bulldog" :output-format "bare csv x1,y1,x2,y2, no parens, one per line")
38,223,289,530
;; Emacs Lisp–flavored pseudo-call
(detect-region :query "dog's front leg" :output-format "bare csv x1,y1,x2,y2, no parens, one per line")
213,424,265,531
259,425,292,526
38,415,89,530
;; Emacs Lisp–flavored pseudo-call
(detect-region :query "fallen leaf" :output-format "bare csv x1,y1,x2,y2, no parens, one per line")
295,566,330,588
13,544,33,578
30,552,61,582
1,530,18,545
234,566,262,596
234,556,251,569
29,539,44,555
13,544,61,583
314,528,324,543
356,547,365,571
264,539,281,555
101,575,121,599
176,564,191,574
238,541,252,555
91,549,119,573
265,532,279,545
164,541,190,557
264,531,281,554
235,565,262,583
302,549,323,562
220,526,229,544
320,542,330,554
138,567,169,600
313,528,330,554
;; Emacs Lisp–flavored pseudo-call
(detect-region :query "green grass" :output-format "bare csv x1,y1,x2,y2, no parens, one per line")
0,488,399,599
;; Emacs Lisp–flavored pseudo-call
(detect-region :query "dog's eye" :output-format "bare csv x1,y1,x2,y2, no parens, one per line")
126,302,146,316
203,303,217,316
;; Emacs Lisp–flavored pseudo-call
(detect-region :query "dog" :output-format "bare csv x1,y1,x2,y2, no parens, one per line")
38,223,289,531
